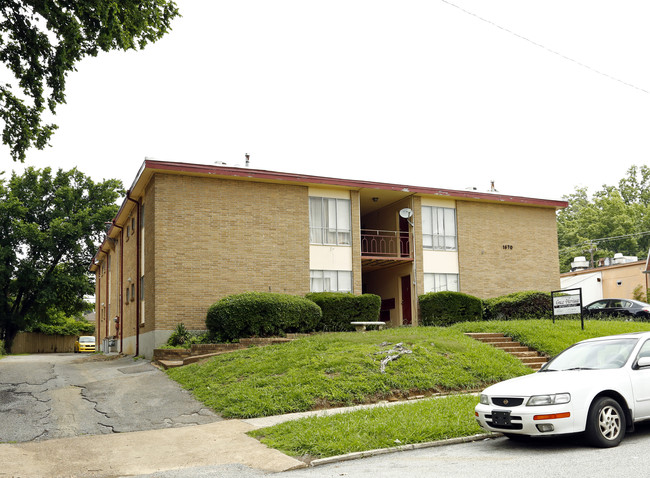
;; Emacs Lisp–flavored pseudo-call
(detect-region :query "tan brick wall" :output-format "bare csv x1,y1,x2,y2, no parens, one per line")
350,190,362,294
412,196,423,324
95,244,120,345
150,174,310,331
456,201,560,298
142,182,155,335
119,203,140,354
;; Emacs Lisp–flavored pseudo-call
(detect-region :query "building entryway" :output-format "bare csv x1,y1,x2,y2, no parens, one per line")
401,275,412,325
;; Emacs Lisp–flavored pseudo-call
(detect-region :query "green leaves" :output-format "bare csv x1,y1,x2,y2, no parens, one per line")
0,166,122,345
1,0,180,162
557,165,650,272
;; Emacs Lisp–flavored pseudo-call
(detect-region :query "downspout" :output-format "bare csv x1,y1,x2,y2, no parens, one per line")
112,221,124,353
126,192,141,356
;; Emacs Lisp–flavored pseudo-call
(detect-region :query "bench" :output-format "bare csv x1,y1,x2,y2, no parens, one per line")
350,321,386,332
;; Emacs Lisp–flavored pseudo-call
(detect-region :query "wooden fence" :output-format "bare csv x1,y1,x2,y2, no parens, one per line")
11,332,76,354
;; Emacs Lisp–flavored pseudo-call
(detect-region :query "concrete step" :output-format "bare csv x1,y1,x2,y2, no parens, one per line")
520,356,548,365
511,351,541,358
464,333,506,339
478,336,514,344
157,360,184,370
496,345,530,353
490,341,521,348
465,332,548,370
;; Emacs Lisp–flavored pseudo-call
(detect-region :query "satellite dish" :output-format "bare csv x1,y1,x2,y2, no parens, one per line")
399,208,413,219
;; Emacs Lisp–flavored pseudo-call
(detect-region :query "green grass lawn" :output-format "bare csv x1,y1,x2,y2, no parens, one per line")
166,326,530,418
167,319,650,459
248,394,482,459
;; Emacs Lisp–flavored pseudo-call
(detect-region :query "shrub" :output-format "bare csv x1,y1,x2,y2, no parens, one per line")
166,325,214,347
26,310,95,336
305,293,381,331
483,291,552,320
206,292,322,341
419,291,483,326
168,323,191,347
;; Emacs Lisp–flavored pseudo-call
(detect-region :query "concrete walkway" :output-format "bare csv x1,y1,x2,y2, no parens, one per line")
0,419,305,477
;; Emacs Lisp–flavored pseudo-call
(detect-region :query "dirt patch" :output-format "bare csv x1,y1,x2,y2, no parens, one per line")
72,354,125,364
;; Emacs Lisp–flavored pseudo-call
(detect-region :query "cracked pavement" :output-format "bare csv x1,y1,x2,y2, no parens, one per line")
0,353,221,443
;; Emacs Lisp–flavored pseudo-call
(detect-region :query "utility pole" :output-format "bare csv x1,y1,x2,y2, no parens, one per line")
587,242,597,268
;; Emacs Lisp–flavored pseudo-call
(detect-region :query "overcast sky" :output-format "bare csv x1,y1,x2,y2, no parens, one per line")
3,0,649,201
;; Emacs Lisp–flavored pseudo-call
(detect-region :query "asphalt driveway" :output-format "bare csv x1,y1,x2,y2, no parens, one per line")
0,353,305,477
0,353,220,442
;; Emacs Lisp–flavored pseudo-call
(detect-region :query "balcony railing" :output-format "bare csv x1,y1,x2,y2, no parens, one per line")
361,229,411,258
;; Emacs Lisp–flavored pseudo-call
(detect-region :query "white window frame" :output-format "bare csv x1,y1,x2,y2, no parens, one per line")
422,206,457,251
424,273,459,293
309,197,351,246
310,270,353,293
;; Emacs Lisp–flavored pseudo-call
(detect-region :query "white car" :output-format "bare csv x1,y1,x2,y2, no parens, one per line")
475,331,650,447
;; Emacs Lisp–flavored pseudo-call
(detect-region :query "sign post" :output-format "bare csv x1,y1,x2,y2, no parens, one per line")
551,288,584,330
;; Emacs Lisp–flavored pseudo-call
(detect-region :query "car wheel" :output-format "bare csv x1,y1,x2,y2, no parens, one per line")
585,397,626,448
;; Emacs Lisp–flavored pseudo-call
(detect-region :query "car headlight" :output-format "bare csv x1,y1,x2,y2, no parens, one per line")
526,393,571,406
480,394,489,405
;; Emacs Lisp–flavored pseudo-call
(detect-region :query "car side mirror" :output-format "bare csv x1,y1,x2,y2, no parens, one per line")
637,357,650,368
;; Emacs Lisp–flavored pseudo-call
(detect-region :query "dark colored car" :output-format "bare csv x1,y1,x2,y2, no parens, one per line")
583,298,650,319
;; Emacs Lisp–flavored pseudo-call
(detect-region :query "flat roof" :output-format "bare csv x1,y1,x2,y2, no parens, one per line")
132,160,569,209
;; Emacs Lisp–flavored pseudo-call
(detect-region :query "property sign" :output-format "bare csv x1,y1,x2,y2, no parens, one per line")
551,288,584,330
553,295,581,315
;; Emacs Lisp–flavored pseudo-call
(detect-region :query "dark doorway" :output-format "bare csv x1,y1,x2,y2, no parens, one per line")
401,275,412,325
399,216,410,257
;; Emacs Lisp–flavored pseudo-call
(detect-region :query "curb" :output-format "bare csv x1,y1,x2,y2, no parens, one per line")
309,432,500,467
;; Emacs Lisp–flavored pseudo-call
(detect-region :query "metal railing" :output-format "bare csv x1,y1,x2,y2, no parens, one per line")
361,229,411,258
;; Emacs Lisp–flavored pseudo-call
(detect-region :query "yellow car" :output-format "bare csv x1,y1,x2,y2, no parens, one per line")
75,336,96,353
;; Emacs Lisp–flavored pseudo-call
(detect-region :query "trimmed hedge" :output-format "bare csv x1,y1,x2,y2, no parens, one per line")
206,292,322,341
483,291,552,320
419,291,483,326
305,292,381,331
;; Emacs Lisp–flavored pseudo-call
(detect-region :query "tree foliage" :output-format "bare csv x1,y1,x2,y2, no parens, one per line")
1,0,180,162
0,167,122,348
557,165,650,272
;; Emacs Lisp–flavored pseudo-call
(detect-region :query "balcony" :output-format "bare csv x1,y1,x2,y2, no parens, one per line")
361,229,412,269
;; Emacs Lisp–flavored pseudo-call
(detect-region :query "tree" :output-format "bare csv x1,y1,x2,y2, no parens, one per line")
1,0,180,162
557,165,650,272
0,167,122,350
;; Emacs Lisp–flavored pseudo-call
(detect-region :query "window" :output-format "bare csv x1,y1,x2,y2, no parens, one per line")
422,206,457,250
309,197,351,245
424,273,459,293
310,270,352,292
130,284,135,302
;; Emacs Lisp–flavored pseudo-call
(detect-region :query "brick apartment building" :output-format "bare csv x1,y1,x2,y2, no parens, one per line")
90,160,567,358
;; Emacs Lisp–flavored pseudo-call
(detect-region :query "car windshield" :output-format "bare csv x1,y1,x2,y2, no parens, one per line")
543,337,638,371
79,337,95,343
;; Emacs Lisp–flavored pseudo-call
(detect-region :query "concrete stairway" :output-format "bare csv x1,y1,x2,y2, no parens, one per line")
465,332,548,370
